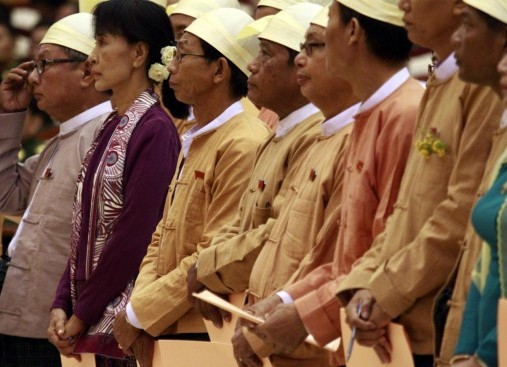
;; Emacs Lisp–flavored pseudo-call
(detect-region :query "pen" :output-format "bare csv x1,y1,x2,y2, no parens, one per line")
346,301,363,361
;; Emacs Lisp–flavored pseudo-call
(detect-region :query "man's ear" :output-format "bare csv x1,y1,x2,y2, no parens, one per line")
132,41,149,69
212,57,230,84
347,17,363,46
79,60,95,88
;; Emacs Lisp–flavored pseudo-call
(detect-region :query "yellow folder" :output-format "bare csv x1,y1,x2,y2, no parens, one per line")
152,339,238,367
60,353,96,367
152,292,268,367
339,308,414,367
194,290,340,352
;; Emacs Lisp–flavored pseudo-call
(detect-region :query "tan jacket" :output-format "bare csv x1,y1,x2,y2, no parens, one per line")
337,73,503,355
130,111,269,337
242,118,353,367
197,112,323,293
247,123,352,303
0,111,105,338
435,123,507,366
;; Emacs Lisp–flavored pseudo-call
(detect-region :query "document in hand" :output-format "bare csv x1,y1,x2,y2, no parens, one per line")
498,298,507,367
193,289,341,352
150,292,246,367
202,292,248,344
339,308,414,367
202,292,273,367
151,292,268,367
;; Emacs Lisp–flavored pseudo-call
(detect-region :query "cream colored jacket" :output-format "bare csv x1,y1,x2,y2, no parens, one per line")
130,111,269,336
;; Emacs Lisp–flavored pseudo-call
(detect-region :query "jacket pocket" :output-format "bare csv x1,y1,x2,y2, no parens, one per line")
9,212,41,271
282,197,316,258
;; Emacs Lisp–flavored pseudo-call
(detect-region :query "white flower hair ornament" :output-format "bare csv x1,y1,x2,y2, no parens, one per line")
148,45,177,83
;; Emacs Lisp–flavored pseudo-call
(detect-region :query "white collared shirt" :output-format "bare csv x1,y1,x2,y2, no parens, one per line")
181,101,244,158
275,103,320,138
187,107,196,123
434,53,458,82
58,101,113,136
321,102,361,137
358,68,411,114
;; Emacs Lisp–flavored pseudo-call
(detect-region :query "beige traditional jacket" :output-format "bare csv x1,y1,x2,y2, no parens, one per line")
0,107,109,338
435,115,507,366
197,106,323,293
245,104,359,367
337,66,503,355
130,109,269,337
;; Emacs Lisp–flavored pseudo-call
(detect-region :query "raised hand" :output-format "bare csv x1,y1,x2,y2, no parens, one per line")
0,61,34,113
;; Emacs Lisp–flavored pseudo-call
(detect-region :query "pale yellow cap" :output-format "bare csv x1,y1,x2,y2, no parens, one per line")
185,8,255,76
259,3,323,51
236,15,273,40
167,0,240,18
463,0,507,24
234,16,273,65
310,3,330,27
337,0,404,27
257,0,308,11
41,13,95,55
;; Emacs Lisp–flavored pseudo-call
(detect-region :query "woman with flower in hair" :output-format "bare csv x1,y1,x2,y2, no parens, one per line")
48,1,187,365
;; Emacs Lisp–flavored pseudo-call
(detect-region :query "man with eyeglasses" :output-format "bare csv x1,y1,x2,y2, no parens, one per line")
0,13,111,367
237,1,425,366
166,0,266,135
185,4,326,362
111,8,269,366
30,58,84,75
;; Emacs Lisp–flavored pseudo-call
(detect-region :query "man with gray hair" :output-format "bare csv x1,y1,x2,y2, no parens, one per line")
0,12,111,367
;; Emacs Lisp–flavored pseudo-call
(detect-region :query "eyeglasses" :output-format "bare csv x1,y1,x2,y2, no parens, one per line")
174,48,208,64
299,42,326,57
30,58,85,75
